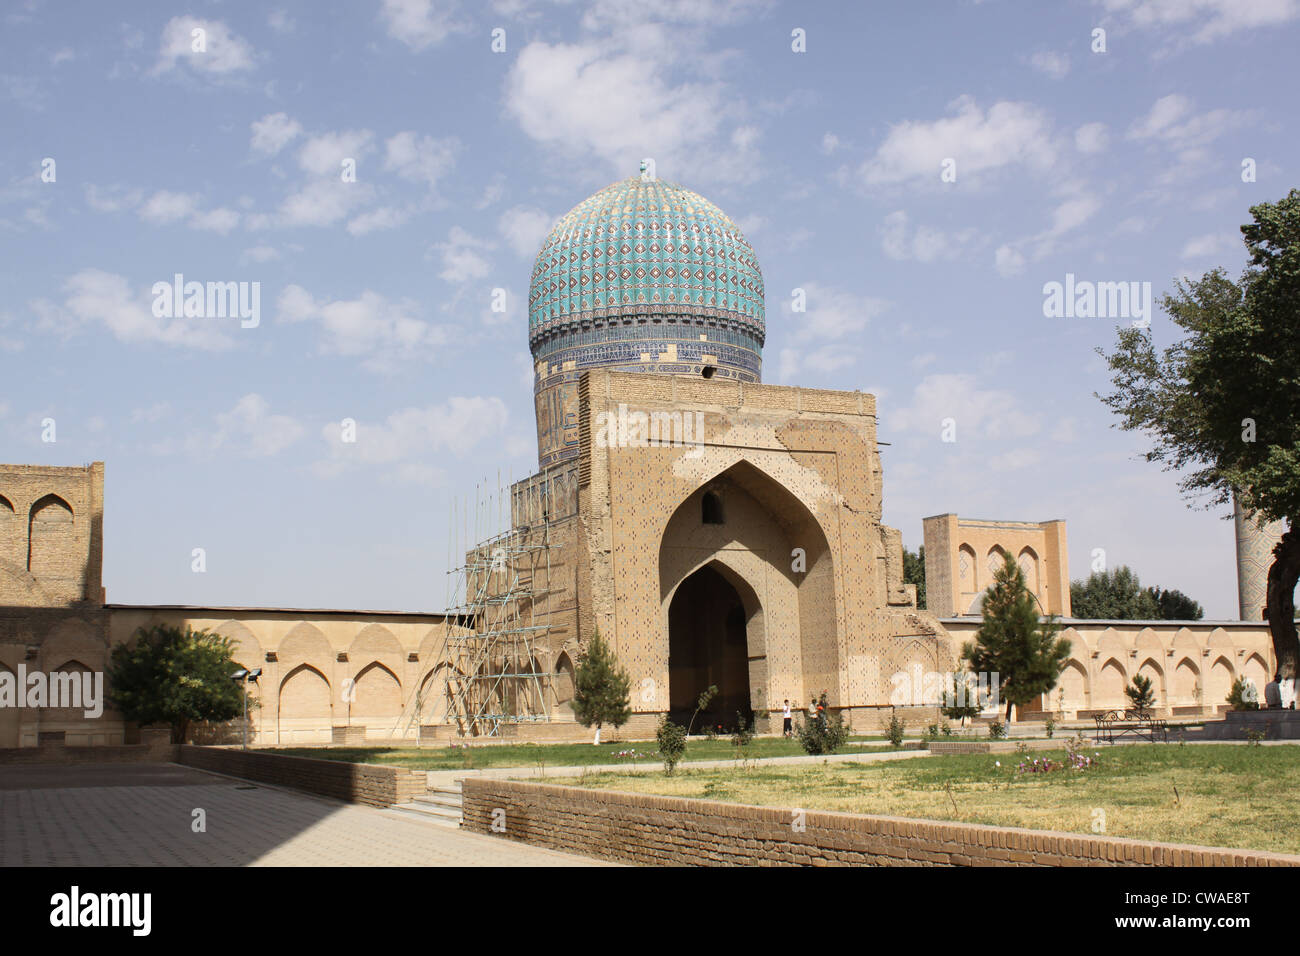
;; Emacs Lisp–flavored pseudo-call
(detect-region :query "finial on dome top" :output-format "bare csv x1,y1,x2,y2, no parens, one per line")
639,158,656,182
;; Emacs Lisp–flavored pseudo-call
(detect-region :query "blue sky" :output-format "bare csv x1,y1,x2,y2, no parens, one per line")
2,0,1296,617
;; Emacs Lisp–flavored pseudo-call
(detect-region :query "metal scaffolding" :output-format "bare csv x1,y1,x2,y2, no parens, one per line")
423,477,556,738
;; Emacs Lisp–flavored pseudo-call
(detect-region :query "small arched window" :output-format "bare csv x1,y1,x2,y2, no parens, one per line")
702,490,724,525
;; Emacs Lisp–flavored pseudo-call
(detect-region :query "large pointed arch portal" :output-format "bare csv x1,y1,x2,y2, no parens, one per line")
668,563,754,727
658,459,838,729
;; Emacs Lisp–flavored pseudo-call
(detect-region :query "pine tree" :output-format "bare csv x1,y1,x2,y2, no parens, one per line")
1125,674,1157,716
964,553,1072,721
571,629,631,745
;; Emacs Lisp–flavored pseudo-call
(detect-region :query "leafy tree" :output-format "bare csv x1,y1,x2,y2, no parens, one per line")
1125,674,1157,716
106,624,247,743
903,545,926,609
964,553,1072,721
1147,586,1204,621
1070,566,1159,619
1096,190,1300,679
572,629,631,745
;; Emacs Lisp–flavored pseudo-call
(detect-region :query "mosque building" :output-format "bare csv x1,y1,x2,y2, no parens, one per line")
0,172,1280,747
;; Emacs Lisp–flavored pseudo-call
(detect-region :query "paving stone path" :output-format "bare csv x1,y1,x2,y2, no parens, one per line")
0,764,612,867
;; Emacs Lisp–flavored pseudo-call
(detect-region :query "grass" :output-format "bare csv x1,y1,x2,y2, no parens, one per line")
266,735,891,771
549,744,1300,856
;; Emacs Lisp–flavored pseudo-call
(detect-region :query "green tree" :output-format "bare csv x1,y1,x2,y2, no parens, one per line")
1125,674,1157,716
1147,586,1204,621
1070,566,1159,619
1097,190,1300,679
964,553,1072,721
106,624,247,743
572,629,631,745
903,545,926,609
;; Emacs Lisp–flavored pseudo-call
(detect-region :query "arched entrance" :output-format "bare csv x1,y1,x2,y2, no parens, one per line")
668,564,752,729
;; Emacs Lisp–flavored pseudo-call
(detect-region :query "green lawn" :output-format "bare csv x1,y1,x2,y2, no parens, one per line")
552,744,1300,856
266,735,890,771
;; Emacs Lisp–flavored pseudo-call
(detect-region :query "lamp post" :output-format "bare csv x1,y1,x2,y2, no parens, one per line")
230,668,261,750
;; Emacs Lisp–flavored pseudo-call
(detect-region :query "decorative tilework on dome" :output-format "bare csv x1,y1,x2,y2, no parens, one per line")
528,177,765,355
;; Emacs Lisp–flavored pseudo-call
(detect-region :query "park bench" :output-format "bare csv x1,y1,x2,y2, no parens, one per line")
1093,709,1169,744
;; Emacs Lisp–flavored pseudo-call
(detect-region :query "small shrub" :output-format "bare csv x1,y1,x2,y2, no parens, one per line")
1227,676,1260,712
656,716,687,775
731,711,755,760
797,709,851,755
1044,713,1056,738
988,719,1006,740
886,710,905,749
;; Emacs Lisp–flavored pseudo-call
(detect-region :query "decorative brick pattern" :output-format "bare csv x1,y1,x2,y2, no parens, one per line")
462,779,1300,867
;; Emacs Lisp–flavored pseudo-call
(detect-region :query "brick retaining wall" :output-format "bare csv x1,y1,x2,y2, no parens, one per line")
177,746,428,808
462,778,1300,867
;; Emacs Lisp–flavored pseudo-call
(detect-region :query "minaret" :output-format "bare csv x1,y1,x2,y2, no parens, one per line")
1234,494,1286,620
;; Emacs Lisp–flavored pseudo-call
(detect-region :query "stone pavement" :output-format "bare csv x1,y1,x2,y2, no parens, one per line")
0,763,612,867
428,745,932,788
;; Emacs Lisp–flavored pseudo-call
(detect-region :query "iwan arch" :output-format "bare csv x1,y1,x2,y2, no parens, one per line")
0,173,1283,746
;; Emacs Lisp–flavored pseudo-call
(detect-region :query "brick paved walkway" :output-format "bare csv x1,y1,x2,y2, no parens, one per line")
0,764,612,867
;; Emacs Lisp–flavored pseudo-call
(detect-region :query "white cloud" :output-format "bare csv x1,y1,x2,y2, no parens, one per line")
138,190,199,224
880,210,980,262
1028,51,1070,79
1098,0,1300,44
503,31,761,184
347,206,411,236
193,394,304,458
31,269,235,350
433,226,495,283
276,284,447,369
298,129,374,175
1181,232,1237,258
241,245,281,264
776,345,859,383
190,207,240,234
153,17,256,76
250,112,302,155
994,244,1026,277
316,396,511,479
383,131,458,189
858,96,1056,186
1127,94,1251,149
84,184,142,212
821,132,840,155
498,206,553,258
273,179,376,228
888,373,1042,441
1074,122,1109,154
379,0,466,51
783,282,889,341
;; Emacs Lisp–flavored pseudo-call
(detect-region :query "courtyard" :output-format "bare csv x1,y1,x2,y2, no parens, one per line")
0,763,610,867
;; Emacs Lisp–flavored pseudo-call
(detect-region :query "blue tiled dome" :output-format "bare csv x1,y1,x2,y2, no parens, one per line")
528,176,765,361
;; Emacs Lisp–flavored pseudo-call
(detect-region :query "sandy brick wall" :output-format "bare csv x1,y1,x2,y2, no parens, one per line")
462,779,1300,867
177,746,428,808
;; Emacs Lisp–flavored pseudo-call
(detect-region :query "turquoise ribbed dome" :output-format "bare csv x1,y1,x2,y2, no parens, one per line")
527,176,765,359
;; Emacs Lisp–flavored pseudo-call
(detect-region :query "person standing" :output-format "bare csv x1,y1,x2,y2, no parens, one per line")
781,699,793,737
